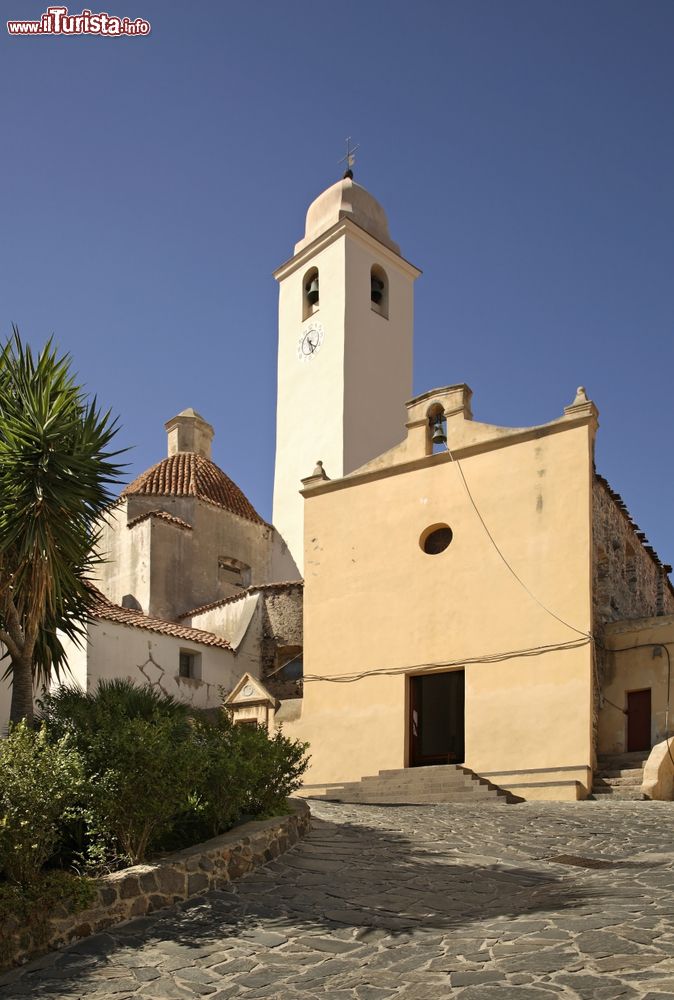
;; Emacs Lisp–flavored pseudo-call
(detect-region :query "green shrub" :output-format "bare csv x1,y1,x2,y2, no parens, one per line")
39,678,190,743
162,716,309,847
41,682,196,864
233,723,310,817
38,680,310,866
183,716,246,840
83,715,198,864
0,723,83,885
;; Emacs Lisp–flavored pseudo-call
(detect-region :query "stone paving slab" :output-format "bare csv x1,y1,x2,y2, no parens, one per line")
2,800,674,998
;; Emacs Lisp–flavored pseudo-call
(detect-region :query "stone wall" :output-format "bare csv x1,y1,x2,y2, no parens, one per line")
592,474,674,628
592,475,674,758
1,800,310,972
260,584,304,700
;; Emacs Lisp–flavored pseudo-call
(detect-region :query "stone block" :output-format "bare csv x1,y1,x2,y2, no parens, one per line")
187,872,210,895
139,871,158,893
119,876,141,900
147,893,171,912
97,886,118,906
228,855,251,879
155,866,186,895
128,897,148,917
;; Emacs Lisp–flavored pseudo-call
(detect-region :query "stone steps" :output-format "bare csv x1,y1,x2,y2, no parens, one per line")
591,751,650,801
597,752,649,768
307,764,519,805
598,768,646,780
595,773,643,787
591,787,645,801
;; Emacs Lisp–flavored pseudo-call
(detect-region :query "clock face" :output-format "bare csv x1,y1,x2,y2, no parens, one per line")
298,322,324,362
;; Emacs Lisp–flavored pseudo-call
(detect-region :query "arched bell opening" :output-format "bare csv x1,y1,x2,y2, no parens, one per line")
370,263,388,319
303,266,319,320
426,403,447,455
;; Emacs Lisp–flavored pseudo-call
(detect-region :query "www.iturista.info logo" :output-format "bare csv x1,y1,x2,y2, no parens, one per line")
7,6,151,36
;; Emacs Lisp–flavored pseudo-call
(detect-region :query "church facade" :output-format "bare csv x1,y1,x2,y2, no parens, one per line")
1,171,672,801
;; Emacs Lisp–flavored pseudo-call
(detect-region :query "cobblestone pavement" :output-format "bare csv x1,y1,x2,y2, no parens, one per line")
3,800,674,999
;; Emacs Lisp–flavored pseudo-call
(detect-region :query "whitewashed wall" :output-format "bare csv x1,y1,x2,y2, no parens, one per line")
58,618,261,709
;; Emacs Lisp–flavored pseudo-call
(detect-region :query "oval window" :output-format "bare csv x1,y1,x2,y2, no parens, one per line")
421,525,453,555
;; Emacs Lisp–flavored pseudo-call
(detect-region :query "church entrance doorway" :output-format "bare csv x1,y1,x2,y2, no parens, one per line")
627,688,651,752
409,670,465,767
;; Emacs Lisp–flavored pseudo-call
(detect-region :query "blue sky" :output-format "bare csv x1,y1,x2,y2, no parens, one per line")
2,1,673,566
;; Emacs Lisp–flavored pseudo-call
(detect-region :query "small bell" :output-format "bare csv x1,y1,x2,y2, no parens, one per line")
371,277,384,304
431,414,447,446
306,276,319,305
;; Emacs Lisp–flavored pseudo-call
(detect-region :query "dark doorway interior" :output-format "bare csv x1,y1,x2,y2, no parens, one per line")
627,688,651,752
410,671,465,766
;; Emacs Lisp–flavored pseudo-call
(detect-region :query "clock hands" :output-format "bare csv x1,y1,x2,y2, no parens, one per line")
298,323,324,361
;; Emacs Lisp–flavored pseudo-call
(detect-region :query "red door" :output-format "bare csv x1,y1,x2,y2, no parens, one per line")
627,689,651,752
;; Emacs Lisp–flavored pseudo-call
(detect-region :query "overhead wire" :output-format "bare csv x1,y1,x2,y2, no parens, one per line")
444,434,592,641
303,636,591,683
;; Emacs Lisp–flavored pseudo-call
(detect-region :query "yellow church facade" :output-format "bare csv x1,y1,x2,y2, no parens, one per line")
284,384,598,800
275,173,674,802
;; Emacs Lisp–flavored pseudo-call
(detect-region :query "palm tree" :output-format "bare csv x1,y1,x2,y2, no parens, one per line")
0,328,124,724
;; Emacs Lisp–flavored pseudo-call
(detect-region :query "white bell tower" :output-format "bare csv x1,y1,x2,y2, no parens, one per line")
272,172,421,575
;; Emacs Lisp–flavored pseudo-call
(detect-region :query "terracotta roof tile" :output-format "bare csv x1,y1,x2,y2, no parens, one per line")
127,509,193,531
87,588,232,649
179,581,304,620
121,453,266,526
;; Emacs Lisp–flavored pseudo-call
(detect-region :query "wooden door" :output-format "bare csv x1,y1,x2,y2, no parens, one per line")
627,689,651,752
409,672,465,767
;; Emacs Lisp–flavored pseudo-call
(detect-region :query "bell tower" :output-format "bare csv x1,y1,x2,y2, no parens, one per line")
272,172,421,575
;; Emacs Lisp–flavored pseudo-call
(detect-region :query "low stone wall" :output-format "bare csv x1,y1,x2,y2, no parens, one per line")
2,799,310,971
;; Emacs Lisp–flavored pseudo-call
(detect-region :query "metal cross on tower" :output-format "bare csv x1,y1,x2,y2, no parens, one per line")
339,136,359,178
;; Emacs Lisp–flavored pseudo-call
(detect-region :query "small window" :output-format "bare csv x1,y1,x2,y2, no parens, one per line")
236,718,258,729
420,524,453,555
179,650,201,679
218,556,251,589
303,266,319,320
274,646,303,681
371,264,388,319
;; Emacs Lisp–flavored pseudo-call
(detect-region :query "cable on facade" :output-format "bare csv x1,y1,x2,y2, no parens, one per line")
445,440,593,641
303,636,591,684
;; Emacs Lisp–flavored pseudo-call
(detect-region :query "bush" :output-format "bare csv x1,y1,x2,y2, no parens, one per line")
0,723,83,885
183,716,248,841
40,680,195,865
185,716,309,841
85,716,197,864
39,678,190,742
233,723,310,817
37,680,310,866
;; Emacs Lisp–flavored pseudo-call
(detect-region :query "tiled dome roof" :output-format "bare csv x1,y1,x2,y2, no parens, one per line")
122,453,265,525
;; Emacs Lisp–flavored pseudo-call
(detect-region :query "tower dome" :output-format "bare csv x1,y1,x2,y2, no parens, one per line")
294,176,400,255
